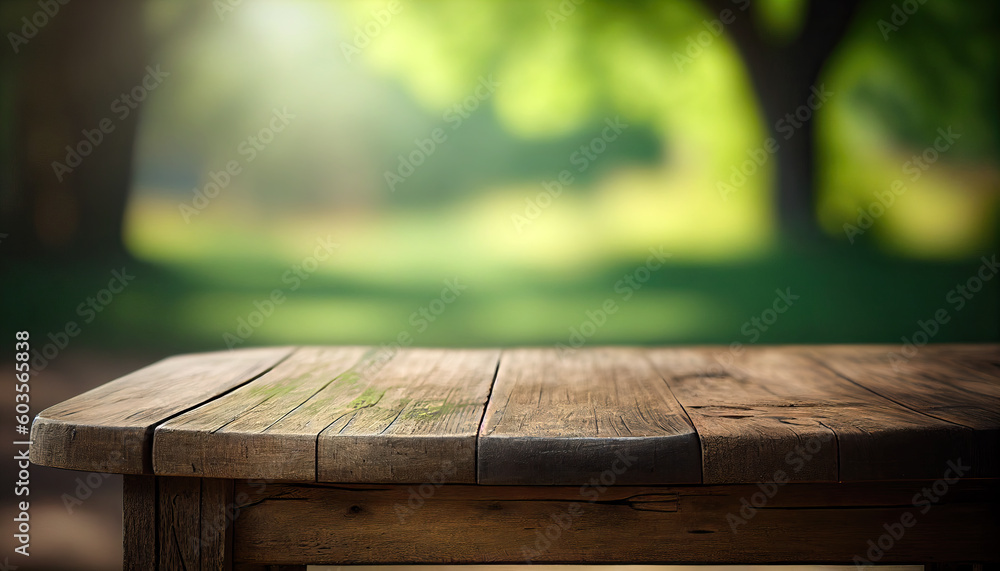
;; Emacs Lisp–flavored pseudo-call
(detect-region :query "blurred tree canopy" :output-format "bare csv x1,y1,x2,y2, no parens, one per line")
2,0,999,353
347,0,998,240
2,0,997,259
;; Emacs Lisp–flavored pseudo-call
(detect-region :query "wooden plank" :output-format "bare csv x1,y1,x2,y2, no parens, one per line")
647,346,975,483
896,343,1000,368
231,480,1000,565
232,566,305,571
155,347,500,483
123,475,156,571
158,476,201,569
30,347,293,474
317,348,500,483
805,345,1000,477
153,346,369,480
201,478,235,571
478,347,701,485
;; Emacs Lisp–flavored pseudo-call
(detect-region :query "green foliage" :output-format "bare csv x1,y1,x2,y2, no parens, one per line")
753,0,808,43
847,0,999,157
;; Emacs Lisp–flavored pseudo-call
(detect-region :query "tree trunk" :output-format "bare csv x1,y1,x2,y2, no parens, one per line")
701,0,862,242
2,0,147,261
745,52,824,242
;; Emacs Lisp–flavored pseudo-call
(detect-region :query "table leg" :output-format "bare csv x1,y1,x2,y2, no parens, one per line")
124,475,235,570
123,475,155,570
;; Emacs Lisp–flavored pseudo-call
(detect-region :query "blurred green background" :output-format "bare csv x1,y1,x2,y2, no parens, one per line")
4,4,998,567
3,0,999,353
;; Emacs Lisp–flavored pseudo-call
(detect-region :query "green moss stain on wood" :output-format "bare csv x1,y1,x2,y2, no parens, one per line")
404,400,481,421
348,387,386,409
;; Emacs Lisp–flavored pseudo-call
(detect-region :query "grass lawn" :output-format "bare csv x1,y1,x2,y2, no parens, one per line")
6,238,996,355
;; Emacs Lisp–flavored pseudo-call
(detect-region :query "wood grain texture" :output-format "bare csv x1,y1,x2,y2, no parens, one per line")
33,344,1000,486
648,346,979,483
125,475,235,570
231,480,1000,565
30,347,293,474
154,347,500,483
201,478,235,571
317,347,500,483
123,475,155,571
805,344,1000,478
478,347,700,485
153,346,368,480
159,476,201,570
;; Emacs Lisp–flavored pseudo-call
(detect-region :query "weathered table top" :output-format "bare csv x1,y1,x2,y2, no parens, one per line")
30,345,1000,485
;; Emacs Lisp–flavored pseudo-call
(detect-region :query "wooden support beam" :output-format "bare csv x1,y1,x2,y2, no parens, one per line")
231,480,1000,566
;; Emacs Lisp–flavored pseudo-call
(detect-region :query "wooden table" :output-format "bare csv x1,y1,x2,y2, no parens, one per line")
29,345,1000,570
